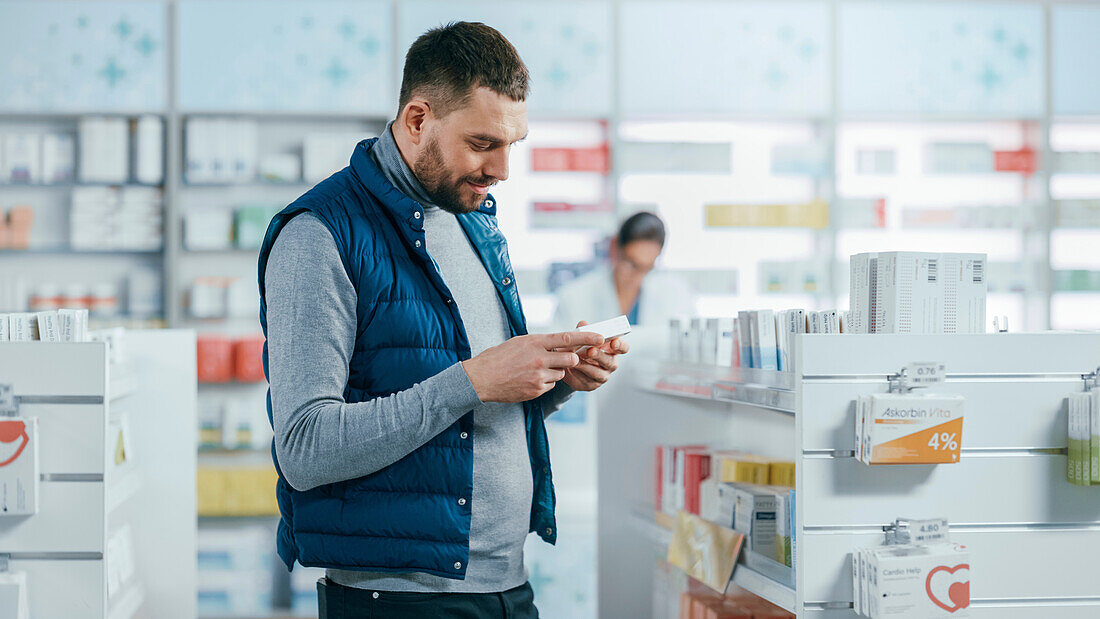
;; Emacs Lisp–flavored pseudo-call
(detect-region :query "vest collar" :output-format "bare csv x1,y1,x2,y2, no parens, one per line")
350,138,497,218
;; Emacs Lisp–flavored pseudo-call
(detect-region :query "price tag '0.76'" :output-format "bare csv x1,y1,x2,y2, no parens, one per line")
905,362,946,388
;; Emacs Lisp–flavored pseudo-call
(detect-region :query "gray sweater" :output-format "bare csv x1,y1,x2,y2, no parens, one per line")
264,124,572,593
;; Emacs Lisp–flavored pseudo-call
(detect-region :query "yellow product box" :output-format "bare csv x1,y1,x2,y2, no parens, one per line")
768,461,796,487
864,393,965,465
714,451,771,485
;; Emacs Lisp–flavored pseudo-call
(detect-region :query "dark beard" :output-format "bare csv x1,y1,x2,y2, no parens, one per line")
412,137,492,215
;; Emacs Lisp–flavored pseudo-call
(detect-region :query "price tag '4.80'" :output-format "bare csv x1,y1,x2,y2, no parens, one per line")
905,362,945,387
903,517,951,545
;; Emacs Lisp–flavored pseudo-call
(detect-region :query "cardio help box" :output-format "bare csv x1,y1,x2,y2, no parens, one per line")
0,418,38,516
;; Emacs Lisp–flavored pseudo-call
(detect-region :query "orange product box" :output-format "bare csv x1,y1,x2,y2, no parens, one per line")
197,334,233,383
233,335,266,382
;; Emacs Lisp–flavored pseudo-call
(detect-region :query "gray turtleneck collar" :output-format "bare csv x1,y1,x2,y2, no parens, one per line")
369,121,438,209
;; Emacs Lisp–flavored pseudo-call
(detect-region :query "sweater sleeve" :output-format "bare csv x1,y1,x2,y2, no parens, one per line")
264,213,482,491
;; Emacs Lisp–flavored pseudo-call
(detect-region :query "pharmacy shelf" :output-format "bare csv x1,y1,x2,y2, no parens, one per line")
0,182,164,189
0,248,164,255
632,507,797,614
641,360,796,414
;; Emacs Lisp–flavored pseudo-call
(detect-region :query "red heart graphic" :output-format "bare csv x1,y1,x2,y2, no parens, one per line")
925,563,970,613
949,581,970,610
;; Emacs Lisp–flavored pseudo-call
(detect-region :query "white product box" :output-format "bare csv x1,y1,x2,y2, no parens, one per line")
774,311,789,371
0,417,38,515
746,311,761,368
0,314,8,341
850,252,877,334
259,153,302,183
668,318,684,362
58,309,89,342
737,311,753,368
35,311,60,342
869,543,971,617
731,484,777,558
0,571,29,619
757,310,774,368
582,315,631,340
715,317,735,367
942,253,987,334
684,318,702,364
41,133,75,183
8,314,37,341
185,208,234,250
134,115,164,184
784,309,806,368
773,488,790,566
699,318,719,365
876,252,942,334
4,134,41,183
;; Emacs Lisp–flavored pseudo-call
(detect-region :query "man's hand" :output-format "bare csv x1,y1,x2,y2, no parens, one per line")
560,320,630,392
462,331,606,403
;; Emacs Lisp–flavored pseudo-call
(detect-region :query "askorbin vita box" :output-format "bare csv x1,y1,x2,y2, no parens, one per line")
864,393,965,465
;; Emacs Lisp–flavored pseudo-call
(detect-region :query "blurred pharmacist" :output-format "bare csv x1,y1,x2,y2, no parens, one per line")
257,22,627,619
554,211,694,333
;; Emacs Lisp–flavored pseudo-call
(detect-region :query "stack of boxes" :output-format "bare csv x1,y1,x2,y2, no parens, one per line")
849,252,987,334
70,186,163,250
656,445,796,568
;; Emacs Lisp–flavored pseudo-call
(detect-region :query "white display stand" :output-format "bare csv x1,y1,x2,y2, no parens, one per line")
0,330,196,619
598,333,1100,618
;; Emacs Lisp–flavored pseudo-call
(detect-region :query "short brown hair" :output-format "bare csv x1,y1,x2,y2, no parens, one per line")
398,21,530,118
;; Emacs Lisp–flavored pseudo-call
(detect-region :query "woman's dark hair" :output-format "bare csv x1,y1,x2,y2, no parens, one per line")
399,22,529,118
617,211,666,248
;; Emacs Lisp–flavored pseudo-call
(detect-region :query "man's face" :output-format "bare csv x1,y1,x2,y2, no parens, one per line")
413,87,528,214
613,240,663,291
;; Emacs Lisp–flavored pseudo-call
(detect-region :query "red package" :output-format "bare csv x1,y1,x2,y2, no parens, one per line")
197,335,233,383
682,448,712,515
655,445,665,512
233,335,266,382
705,602,753,619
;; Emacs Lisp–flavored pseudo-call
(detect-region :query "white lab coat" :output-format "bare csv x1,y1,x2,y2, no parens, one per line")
552,264,694,354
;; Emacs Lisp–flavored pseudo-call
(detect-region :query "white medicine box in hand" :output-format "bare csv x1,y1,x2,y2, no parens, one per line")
0,418,38,516
576,315,631,341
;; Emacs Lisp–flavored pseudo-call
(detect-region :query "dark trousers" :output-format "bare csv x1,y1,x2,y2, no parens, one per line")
317,578,540,619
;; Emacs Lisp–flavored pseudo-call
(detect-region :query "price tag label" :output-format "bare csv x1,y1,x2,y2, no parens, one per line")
906,362,945,387
0,384,15,414
902,517,950,544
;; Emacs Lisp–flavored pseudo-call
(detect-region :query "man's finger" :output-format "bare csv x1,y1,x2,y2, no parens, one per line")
571,362,610,384
584,349,618,371
541,330,604,351
542,351,580,369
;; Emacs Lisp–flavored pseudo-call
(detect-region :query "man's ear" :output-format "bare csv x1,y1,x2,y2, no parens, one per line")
400,99,431,146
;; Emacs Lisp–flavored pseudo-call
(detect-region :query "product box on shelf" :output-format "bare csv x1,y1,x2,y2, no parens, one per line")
856,543,971,618
768,461,795,488
657,444,708,515
773,489,791,567
858,393,965,465
730,484,777,558
737,312,753,368
0,417,38,516
716,317,736,368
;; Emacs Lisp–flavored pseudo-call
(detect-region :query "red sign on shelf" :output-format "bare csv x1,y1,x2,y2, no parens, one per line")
993,147,1037,174
530,145,610,174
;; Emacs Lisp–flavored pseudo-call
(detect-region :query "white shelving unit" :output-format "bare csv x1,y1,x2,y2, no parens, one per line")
599,333,1100,618
0,331,196,619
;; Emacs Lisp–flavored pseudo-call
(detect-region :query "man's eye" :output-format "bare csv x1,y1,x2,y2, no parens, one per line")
471,143,491,151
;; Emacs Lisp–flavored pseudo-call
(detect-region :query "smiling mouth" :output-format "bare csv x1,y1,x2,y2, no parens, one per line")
467,181,490,195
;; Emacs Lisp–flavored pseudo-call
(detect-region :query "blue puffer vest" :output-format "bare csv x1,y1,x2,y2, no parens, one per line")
257,138,557,578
